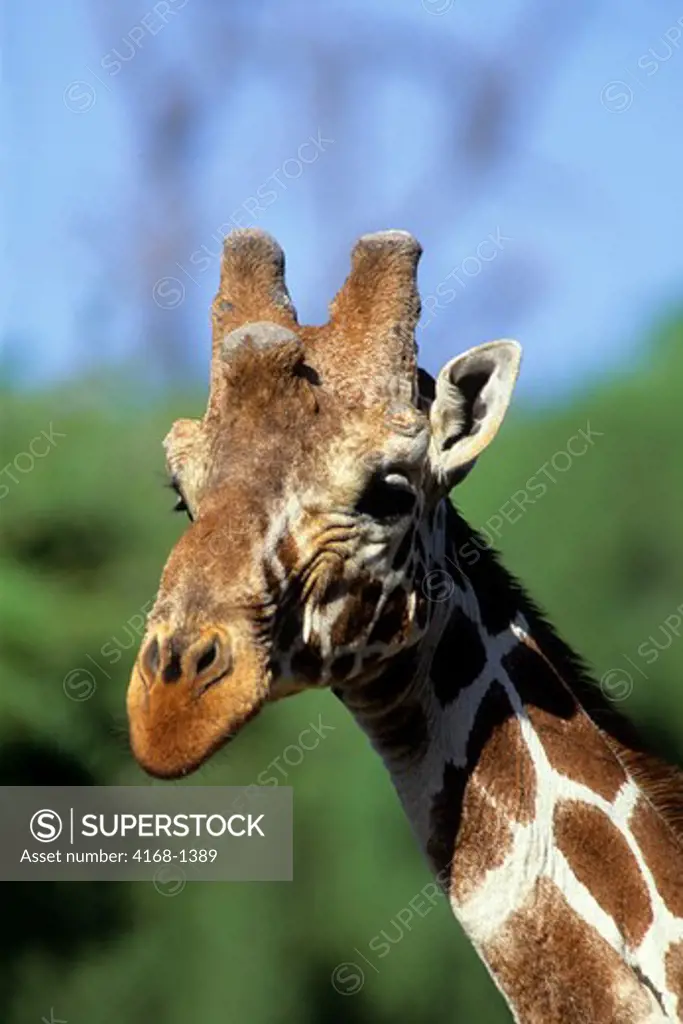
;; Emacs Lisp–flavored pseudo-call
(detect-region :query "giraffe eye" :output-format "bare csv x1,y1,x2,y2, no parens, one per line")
169,478,194,522
355,473,416,521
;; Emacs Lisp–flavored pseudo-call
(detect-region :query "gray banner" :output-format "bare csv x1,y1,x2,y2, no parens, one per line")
0,786,292,882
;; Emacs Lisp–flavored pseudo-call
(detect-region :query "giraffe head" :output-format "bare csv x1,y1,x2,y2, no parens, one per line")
127,229,521,777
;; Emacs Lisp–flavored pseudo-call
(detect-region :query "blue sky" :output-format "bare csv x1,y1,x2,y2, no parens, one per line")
5,0,683,403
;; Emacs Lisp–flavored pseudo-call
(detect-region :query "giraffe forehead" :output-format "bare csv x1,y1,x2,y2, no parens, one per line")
169,398,428,525
330,410,429,467
166,313,430,505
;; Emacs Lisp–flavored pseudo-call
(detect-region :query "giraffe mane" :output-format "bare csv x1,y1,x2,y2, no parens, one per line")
450,504,683,852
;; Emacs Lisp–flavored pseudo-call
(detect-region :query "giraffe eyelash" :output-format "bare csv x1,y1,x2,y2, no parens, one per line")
167,477,194,521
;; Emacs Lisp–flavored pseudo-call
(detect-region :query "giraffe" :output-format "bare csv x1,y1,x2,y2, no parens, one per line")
127,227,683,1022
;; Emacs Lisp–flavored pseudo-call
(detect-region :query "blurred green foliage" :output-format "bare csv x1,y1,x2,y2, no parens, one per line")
1,321,683,1024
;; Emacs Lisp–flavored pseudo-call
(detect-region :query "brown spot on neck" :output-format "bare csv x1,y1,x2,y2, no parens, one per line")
665,940,683,1015
483,877,658,1023
630,797,683,918
503,643,628,802
428,680,536,899
554,800,652,947
451,504,683,852
471,684,537,826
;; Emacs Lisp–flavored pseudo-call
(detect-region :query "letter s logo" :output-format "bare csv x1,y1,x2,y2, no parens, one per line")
30,809,63,842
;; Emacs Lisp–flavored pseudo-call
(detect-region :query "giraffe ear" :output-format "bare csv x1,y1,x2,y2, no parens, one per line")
428,340,521,487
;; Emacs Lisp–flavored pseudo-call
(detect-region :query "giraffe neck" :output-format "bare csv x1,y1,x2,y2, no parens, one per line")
341,502,683,1023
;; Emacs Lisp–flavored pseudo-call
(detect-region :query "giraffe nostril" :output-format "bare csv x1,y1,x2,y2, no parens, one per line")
193,634,232,695
138,630,230,689
195,638,219,675
140,635,160,682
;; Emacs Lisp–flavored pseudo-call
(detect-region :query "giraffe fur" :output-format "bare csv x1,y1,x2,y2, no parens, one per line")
127,228,683,1022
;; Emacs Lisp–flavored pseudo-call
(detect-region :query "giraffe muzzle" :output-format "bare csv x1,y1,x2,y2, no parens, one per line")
126,624,268,778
